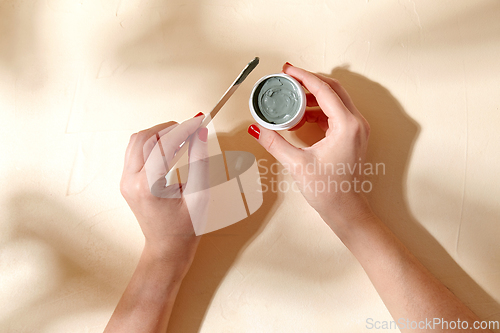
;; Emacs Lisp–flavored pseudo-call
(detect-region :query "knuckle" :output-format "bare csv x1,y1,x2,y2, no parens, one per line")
135,130,148,143
365,122,371,136
120,178,131,198
265,135,277,152
318,80,331,91
120,176,152,200
315,81,333,99
345,117,363,137
329,78,341,87
350,117,361,131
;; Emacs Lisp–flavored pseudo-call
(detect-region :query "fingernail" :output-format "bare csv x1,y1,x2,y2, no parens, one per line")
285,62,293,67
248,124,260,139
198,127,208,142
193,112,204,118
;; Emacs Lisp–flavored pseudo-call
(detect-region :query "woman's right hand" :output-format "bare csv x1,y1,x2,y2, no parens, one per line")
120,114,208,263
248,63,374,232
249,64,492,332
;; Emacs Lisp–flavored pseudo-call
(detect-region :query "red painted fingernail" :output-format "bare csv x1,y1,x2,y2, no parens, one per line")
285,62,293,67
248,124,260,139
193,112,204,118
198,127,208,142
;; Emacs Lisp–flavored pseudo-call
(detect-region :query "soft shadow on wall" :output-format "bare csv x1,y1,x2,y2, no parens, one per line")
385,0,500,319
1,193,129,332
297,66,500,322
0,145,280,333
0,0,41,78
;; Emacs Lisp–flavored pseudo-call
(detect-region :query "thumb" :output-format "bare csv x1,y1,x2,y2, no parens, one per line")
247,124,303,166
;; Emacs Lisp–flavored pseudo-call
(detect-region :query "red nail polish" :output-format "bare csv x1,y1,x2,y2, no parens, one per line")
198,127,208,142
193,112,204,118
248,124,260,139
285,62,293,67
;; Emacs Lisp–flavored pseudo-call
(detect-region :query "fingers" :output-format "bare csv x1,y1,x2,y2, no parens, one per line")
248,124,303,166
142,116,204,190
283,64,349,120
183,127,209,195
306,93,319,107
142,123,179,164
288,109,328,132
157,116,204,161
317,116,329,132
311,73,361,118
124,121,178,174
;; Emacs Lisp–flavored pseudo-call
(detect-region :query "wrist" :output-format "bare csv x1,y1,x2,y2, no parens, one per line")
143,238,199,279
319,194,376,239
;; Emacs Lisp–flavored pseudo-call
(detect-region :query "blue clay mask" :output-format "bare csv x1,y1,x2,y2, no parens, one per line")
252,76,300,124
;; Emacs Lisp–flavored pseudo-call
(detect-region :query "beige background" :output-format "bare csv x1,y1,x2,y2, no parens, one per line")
1,0,499,332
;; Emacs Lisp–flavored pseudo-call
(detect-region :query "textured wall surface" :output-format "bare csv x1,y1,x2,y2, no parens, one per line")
1,0,499,332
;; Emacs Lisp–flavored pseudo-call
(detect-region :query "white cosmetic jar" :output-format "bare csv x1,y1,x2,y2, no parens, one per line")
249,73,306,130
